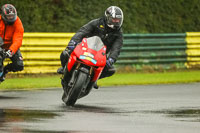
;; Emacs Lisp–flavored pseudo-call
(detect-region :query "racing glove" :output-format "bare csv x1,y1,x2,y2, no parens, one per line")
67,40,77,50
5,49,14,58
106,58,114,68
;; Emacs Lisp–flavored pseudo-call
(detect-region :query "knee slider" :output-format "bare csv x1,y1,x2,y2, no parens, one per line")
107,68,116,76
61,49,70,59
60,50,70,68
12,63,24,72
17,65,24,71
12,65,23,72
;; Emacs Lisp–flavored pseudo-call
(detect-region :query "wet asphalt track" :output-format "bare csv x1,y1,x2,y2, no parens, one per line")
0,83,200,133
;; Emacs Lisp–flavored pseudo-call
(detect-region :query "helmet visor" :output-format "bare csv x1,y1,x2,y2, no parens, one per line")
1,4,17,24
5,14,15,20
107,17,122,28
112,18,120,23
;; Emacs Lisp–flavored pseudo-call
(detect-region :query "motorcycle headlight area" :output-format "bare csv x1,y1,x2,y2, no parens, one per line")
80,55,97,64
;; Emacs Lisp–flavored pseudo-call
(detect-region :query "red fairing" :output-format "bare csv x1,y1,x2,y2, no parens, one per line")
92,66,104,81
67,37,107,82
67,53,77,72
74,38,107,67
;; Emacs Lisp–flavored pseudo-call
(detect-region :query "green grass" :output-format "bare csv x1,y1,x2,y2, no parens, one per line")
98,70,200,86
0,76,61,90
1,70,200,90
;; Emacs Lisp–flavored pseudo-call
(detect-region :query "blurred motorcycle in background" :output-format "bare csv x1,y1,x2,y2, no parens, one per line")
0,37,6,83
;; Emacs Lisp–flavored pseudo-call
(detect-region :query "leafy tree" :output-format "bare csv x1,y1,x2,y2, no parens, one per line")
1,0,200,33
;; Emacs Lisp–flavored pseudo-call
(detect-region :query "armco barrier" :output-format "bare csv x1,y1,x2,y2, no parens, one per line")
5,33,74,73
185,32,200,68
5,32,195,74
117,33,187,70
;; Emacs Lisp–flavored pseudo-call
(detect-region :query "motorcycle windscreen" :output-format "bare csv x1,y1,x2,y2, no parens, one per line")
86,36,104,51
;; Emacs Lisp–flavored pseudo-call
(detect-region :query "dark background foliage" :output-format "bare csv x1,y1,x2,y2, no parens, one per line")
1,0,200,33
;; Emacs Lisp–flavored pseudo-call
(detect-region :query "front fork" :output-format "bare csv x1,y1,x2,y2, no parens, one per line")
67,63,82,88
63,62,93,96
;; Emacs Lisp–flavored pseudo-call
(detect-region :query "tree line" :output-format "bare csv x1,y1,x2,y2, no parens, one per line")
1,0,200,33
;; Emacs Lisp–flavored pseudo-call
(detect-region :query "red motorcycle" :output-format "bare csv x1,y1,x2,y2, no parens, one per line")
61,36,107,106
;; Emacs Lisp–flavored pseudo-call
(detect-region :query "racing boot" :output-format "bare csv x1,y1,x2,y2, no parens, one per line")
0,71,4,82
93,82,99,89
0,68,8,82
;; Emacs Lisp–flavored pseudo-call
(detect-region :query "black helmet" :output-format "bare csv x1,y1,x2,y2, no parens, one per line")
105,6,123,30
1,4,17,25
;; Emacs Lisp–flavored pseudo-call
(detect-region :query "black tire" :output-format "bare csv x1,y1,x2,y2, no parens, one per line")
65,71,88,106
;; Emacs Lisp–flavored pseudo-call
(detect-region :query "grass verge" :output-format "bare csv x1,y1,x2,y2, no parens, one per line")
1,70,200,90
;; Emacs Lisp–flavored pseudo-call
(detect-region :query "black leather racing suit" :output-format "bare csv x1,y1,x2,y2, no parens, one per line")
60,17,123,79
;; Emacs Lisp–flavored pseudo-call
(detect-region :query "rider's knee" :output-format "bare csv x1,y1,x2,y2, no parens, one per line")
12,61,24,72
61,50,69,59
60,50,70,68
17,65,24,71
107,67,116,76
11,65,24,72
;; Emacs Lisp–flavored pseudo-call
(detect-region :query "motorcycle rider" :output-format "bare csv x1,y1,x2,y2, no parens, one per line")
57,6,123,88
0,4,24,82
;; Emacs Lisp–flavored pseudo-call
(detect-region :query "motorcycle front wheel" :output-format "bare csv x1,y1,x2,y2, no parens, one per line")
65,71,88,106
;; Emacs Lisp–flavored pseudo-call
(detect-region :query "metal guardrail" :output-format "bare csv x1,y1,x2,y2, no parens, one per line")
6,33,74,73
5,32,200,74
185,32,200,68
116,33,187,70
